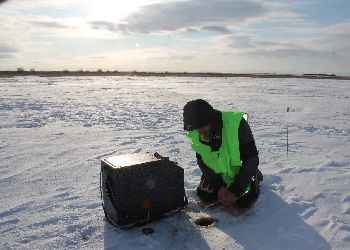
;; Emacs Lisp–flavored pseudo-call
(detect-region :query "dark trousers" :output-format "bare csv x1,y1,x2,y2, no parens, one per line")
197,174,261,209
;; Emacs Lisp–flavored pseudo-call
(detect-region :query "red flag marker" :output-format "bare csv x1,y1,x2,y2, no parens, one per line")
142,199,151,209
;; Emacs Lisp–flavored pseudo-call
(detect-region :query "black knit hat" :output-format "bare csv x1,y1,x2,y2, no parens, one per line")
183,99,214,131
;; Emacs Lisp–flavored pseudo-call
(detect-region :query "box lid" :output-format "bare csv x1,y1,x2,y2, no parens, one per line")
102,153,159,168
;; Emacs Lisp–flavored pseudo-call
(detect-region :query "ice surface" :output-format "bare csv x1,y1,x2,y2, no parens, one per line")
0,76,349,249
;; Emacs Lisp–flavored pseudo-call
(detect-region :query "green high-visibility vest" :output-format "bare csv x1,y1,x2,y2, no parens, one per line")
187,111,245,189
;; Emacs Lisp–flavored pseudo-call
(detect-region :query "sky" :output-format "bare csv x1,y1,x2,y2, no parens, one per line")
0,0,349,75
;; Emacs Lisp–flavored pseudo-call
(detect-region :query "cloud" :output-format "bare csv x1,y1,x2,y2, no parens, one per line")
91,0,268,34
30,20,72,29
0,44,18,59
223,34,293,49
282,19,350,56
139,25,233,35
0,44,17,53
186,27,198,33
90,21,118,32
226,35,256,48
2,0,70,9
221,32,345,58
254,40,284,47
327,19,350,35
0,54,14,59
201,26,231,34
241,47,338,58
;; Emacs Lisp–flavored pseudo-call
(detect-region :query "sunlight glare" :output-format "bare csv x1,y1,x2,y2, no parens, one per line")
86,0,143,22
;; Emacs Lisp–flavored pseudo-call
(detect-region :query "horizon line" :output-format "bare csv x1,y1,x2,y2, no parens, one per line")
1,70,349,80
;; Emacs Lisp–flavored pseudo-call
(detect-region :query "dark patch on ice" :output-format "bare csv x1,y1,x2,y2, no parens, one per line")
261,174,282,186
301,207,317,220
304,126,318,133
53,191,82,201
30,215,80,228
86,203,100,209
62,195,82,201
134,147,142,153
313,193,326,200
81,226,96,241
55,187,71,192
119,139,136,146
0,101,44,111
279,167,295,174
52,132,65,136
342,206,350,215
142,227,154,235
342,194,350,202
0,218,20,227
53,191,70,198
327,160,347,168
16,118,45,128
100,87,113,91
169,148,180,154
83,122,92,127
192,168,202,176
17,235,39,244
0,202,34,219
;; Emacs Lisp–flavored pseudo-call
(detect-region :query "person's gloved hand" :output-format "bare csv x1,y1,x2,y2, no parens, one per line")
218,186,238,205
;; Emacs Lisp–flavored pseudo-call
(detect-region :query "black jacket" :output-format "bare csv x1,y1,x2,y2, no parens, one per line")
196,110,259,196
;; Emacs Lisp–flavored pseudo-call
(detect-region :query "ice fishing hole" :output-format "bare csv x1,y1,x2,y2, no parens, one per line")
194,216,217,227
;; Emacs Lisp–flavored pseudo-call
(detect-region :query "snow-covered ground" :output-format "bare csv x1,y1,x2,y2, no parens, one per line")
0,76,349,250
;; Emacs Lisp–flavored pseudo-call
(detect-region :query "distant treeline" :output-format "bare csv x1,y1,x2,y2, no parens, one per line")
302,73,337,77
0,70,349,80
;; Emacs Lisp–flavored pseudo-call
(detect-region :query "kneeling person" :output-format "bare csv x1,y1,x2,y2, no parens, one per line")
183,99,262,216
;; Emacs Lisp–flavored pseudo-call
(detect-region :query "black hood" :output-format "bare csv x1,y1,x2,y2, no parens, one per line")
183,99,214,131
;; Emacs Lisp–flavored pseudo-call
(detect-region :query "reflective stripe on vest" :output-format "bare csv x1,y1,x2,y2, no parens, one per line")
187,111,244,188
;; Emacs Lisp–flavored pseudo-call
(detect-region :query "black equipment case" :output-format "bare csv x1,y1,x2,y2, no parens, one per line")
100,152,187,229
